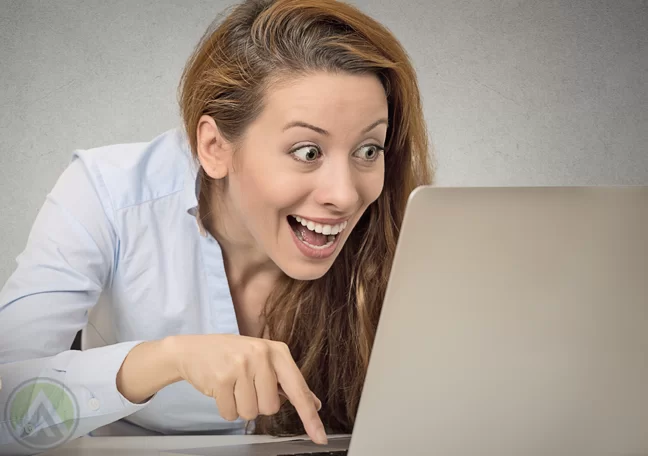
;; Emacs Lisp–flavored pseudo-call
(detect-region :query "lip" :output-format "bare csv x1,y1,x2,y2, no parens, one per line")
288,220,343,260
290,215,349,225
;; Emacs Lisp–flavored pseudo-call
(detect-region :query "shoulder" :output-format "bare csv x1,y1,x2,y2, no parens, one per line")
70,128,196,212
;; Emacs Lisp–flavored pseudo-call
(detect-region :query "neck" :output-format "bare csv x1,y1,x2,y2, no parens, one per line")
204,188,281,287
202,188,282,336
219,241,282,290
219,244,282,338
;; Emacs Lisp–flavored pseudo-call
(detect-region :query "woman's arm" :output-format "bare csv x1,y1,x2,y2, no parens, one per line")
116,338,182,404
0,156,155,455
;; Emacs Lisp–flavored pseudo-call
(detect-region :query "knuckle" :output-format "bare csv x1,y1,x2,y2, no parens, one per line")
251,340,271,357
230,354,250,372
272,341,291,356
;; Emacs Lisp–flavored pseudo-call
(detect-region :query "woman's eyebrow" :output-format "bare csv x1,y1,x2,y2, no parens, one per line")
282,118,389,136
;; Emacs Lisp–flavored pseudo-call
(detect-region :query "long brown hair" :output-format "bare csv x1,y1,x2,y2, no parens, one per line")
178,0,434,436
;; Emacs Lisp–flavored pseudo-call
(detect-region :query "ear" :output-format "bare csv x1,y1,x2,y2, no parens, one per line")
196,115,234,179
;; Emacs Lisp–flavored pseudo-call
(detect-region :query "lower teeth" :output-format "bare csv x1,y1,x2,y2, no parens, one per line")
305,238,335,249
294,230,336,249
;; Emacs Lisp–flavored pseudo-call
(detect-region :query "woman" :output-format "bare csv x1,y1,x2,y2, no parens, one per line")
0,0,433,452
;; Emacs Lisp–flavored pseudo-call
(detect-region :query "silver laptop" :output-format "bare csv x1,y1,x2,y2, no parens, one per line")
164,186,648,456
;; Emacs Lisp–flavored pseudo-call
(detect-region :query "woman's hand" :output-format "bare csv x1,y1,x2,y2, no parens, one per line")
164,334,327,445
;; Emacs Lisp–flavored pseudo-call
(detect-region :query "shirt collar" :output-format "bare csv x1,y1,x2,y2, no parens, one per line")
178,128,208,236
177,128,199,214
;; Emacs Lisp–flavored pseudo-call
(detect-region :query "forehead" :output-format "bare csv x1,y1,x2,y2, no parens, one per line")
255,71,388,133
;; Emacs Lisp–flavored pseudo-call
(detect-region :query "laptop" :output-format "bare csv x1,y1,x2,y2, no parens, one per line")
164,186,648,456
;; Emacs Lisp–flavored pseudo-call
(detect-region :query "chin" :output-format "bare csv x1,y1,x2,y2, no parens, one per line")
280,260,335,281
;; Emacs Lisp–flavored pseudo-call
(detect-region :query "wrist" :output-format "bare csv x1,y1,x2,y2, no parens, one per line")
117,338,183,404
160,335,184,384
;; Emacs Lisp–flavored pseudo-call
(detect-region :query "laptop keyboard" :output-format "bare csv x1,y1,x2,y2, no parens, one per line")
278,451,348,456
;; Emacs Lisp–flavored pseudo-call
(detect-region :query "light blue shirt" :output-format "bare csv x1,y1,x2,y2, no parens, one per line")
0,128,248,454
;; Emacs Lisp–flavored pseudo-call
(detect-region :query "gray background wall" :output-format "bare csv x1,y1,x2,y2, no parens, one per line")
1,0,646,285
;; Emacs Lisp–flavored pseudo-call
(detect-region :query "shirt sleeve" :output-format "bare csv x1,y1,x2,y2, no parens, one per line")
0,154,155,455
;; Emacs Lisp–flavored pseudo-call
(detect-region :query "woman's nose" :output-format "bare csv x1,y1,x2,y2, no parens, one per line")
314,161,360,213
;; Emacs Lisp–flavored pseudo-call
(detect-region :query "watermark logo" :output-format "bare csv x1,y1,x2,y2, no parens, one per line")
5,377,79,450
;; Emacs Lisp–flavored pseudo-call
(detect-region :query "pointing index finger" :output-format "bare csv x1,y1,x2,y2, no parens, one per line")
272,346,328,445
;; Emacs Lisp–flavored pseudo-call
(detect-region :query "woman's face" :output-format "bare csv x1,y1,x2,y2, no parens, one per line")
201,71,388,280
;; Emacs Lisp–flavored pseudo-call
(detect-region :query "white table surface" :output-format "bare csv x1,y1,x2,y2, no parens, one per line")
40,434,349,456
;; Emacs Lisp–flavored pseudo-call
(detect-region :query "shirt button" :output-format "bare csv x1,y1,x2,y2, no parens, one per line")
88,398,101,411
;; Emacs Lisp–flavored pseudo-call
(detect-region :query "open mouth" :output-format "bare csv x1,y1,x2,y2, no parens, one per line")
287,215,348,250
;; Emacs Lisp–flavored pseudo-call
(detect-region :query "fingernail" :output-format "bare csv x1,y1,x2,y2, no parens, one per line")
315,426,328,445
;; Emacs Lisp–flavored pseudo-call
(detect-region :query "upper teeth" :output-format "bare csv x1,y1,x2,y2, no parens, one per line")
293,216,348,235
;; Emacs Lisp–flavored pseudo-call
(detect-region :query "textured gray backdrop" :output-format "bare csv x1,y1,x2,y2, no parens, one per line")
1,0,646,284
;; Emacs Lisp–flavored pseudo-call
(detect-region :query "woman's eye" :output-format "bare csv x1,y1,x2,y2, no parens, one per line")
291,145,321,162
354,144,384,161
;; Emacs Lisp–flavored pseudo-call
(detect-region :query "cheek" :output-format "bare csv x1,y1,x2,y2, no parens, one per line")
359,165,385,206
234,167,307,221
